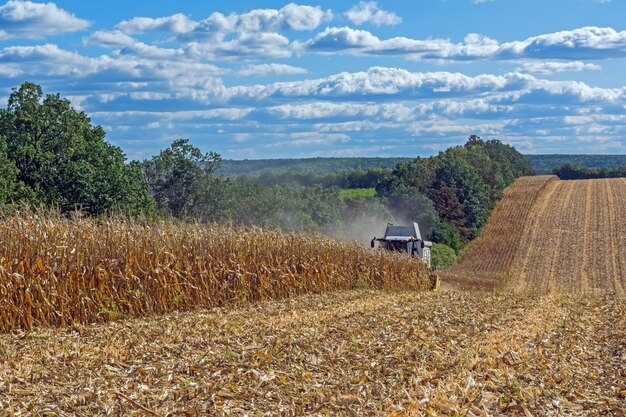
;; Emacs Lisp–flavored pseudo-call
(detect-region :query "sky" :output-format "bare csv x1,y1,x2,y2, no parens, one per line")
1,0,626,160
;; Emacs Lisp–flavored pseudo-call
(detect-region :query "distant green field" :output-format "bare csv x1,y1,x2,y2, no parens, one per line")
339,188,376,201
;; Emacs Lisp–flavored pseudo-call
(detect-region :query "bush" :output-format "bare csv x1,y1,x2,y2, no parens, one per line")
431,243,457,270
431,221,462,254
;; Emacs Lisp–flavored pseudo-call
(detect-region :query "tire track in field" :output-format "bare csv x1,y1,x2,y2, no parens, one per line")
544,181,576,293
507,180,560,293
578,180,593,294
605,179,625,296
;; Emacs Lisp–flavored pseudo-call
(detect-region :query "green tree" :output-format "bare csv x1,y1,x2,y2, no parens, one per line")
142,138,222,217
0,82,154,215
0,135,18,205
432,153,491,240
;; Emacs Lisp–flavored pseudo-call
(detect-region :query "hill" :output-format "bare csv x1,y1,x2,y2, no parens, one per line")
443,177,626,296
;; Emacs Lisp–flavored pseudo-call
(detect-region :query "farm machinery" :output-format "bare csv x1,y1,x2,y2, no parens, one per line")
371,222,440,290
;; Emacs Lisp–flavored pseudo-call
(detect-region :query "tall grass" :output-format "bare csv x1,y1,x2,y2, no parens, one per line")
0,209,428,331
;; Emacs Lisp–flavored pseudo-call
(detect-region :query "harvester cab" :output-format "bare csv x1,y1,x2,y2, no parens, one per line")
371,222,433,268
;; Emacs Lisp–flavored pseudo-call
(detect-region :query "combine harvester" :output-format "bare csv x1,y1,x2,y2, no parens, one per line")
371,222,439,289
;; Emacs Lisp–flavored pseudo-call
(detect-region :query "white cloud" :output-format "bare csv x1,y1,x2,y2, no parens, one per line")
186,32,292,61
116,4,331,37
518,61,602,75
0,0,90,40
0,43,228,99
234,67,518,99
82,30,135,48
305,26,626,62
238,63,308,77
115,13,197,34
344,1,402,26
268,102,414,121
305,26,499,59
499,26,626,60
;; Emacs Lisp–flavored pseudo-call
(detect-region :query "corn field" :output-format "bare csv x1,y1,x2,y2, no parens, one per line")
0,209,428,332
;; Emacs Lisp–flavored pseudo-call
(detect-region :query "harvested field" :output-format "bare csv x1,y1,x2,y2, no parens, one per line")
0,290,624,416
442,175,557,290
0,210,429,332
507,178,626,296
443,177,626,296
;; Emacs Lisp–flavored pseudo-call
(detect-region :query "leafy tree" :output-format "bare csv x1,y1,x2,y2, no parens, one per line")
0,135,18,205
0,82,154,215
142,138,221,217
432,153,491,239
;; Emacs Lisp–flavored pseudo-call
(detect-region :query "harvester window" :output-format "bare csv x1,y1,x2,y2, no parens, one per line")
387,241,407,253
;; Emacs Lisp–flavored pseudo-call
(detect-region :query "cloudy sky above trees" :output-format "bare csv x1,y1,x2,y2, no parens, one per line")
1,0,625,159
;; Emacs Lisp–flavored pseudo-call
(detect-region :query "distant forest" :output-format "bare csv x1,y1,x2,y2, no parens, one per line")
217,157,412,176
219,154,626,177
525,154,626,174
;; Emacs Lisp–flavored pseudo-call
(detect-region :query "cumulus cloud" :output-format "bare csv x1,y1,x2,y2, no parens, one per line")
518,61,602,74
233,67,520,99
305,26,499,59
344,1,402,26
305,26,626,62
115,13,197,34
238,63,308,77
185,32,292,61
499,26,626,60
268,102,414,121
82,30,135,48
115,3,332,37
0,43,227,100
106,4,332,61
0,0,90,40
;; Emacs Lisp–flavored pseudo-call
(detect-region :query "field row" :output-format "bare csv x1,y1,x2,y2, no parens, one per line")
508,178,626,296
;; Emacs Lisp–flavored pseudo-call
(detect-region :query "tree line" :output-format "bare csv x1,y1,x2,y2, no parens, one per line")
552,163,626,180
1,83,534,268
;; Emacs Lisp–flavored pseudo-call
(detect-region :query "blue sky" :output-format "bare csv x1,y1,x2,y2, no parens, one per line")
1,0,626,160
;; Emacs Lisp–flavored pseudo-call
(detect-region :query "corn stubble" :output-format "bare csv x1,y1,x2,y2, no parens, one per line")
0,291,624,416
0,209,429,332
